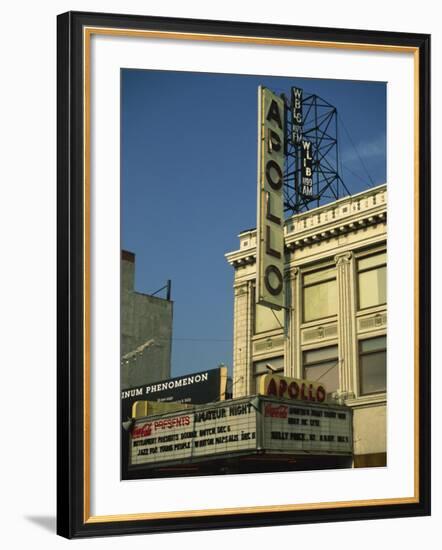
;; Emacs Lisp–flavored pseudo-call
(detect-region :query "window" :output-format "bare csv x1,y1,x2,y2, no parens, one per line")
253,356,284,393
303,345,339,395
303,266,337,322
357,252,386,309
359,336,386,395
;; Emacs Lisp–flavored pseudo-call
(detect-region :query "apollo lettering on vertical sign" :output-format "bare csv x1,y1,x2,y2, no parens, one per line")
301,139,313,197
256,86,285,310
291,87,303,144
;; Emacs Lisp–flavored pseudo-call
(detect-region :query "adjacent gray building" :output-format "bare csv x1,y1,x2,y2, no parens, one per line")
121,250,173,389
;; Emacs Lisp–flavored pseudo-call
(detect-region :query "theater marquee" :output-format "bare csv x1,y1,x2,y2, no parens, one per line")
130,399,257,467
129,396,352,469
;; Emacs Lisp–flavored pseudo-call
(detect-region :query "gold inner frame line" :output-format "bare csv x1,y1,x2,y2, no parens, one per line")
82,26,420,524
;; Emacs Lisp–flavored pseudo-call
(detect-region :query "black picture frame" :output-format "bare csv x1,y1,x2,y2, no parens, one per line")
57,11,431,539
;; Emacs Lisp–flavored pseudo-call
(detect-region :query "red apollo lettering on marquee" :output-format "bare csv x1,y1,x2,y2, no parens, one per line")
265,376,326,403
301,383,307,400
316,386,326,402
288,381,300,398
278,378,287,396
266,378,278,397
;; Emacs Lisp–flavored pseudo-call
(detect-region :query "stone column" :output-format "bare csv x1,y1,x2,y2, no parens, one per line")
284,267,300,378
232,280,254,398
334,252,356,398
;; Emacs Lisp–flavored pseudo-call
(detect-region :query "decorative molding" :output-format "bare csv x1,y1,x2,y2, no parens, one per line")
234,283,250,297
254,336,285,353
335,251,353,265
286,211,387,252
232,255,256,268
285,267,299,280
358,312,387,332
331,390,356,405
345,392,387,408
226,212,387,261
301,324,338,343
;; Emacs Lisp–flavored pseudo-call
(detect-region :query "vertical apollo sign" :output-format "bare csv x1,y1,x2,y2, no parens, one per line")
256,87,285,310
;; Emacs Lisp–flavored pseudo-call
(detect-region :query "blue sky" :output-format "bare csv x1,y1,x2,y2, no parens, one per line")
121,69,386,378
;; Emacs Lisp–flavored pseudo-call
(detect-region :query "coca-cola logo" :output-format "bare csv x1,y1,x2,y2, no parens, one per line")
132,423,153,439
264,404,288,418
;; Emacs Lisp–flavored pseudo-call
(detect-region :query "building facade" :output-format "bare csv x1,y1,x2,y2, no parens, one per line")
226,184,387,467
121,250,173,389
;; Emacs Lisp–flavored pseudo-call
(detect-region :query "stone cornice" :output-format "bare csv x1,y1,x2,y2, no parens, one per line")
225,251,257,267
225,185,387,268
344,393,387,408
226,210,386,267
286,209,387,252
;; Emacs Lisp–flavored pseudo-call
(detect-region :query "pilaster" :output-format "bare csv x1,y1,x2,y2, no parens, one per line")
284,267,300,378
335,251,356,398
232,280,254,397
